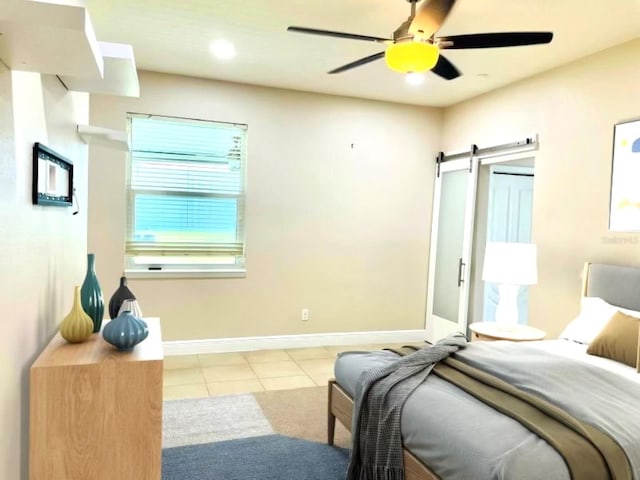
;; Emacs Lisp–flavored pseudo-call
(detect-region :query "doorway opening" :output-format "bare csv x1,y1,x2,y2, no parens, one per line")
425,143,536,342
474,163,534,325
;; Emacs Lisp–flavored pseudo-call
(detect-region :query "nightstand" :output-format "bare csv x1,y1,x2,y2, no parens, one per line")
468,322,546,342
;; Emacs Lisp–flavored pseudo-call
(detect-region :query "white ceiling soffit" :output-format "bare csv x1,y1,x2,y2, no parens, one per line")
85,0,640,107
0,0,103,78
61,42,140,97
0,0,139,98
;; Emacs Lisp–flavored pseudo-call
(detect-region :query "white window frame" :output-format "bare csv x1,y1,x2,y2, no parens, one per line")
124,113,247,279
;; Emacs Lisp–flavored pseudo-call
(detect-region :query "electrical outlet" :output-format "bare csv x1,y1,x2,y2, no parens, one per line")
301,308,309,321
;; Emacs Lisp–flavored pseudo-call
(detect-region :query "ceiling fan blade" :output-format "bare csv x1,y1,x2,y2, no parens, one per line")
438,32,553,49
409,0,457,38
287,26,390,43
328,51,386,74
431,54,461,80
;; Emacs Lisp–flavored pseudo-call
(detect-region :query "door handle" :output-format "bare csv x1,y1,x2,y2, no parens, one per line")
457,258,465,287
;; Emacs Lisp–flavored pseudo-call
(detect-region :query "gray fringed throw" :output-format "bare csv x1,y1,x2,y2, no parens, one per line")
346,333,467,480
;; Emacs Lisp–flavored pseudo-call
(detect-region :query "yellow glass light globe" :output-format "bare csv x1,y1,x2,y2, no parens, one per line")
385,42,439,73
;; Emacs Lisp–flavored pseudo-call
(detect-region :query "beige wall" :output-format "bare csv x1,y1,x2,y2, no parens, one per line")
1,35,637,479
442,38,640,337
0,67,89,480
89,71,442,341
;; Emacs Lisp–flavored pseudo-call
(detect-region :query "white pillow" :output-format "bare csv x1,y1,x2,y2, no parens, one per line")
559,297,640,345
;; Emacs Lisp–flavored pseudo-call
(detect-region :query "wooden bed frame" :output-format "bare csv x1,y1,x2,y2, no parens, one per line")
327,379,440,480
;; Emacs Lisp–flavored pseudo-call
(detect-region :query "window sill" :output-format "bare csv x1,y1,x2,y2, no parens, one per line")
125,269,246,279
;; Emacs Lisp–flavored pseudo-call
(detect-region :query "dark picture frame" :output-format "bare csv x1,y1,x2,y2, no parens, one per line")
32,142,73,207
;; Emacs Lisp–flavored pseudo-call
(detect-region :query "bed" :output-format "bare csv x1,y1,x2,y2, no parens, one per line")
327,263,640,480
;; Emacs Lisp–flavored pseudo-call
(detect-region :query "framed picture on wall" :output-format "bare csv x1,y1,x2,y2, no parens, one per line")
32,143,73,207
609,118,640,231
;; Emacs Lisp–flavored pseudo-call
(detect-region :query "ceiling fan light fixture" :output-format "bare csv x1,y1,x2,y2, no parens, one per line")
405,72,425,85
210,40,236,60
385,41,439,74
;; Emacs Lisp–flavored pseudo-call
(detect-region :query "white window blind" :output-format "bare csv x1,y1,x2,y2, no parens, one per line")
126,114,247,274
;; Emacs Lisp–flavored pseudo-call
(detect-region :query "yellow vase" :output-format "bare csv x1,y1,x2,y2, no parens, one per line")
60,286,94,343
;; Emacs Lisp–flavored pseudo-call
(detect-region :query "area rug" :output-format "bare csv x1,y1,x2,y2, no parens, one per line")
254,385,351,448
163,394,273,448
163,385,351,449
162,434,349,480
162,386,353,478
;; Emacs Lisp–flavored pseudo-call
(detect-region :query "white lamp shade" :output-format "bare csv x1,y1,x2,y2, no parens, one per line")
482,242,538,286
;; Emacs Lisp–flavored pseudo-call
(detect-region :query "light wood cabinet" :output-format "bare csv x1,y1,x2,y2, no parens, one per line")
29,318,163,480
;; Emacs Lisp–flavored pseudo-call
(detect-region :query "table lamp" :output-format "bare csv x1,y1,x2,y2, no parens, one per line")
482,242,538,325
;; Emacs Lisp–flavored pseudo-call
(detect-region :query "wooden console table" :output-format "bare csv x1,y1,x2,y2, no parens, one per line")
29,318,163,480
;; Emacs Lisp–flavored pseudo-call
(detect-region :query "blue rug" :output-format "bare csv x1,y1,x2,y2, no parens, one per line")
162,434,350,480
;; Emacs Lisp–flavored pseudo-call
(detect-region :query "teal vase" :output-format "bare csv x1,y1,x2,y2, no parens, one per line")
81,253,104,333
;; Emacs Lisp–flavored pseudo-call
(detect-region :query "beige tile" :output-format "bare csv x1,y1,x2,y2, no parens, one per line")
358,344,390,351
202,364,257,382
198,352,248,367
163,368,205,387
163,383,209,401
244,349,292,363
163,355,200,370
207,379,265,396
251,360,305,379
325,345,372,355
260,375,316,391
296,359,336,387
307,371,335,387
286,347,334,361
295,358,335,377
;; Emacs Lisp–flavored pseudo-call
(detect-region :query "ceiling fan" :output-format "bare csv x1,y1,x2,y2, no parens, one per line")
287,0,553,80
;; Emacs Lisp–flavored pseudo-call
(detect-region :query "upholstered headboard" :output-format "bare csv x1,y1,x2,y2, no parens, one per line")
582,263,640,311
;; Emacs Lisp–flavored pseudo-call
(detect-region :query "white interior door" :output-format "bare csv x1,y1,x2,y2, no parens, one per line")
482,165,534,324
426,158,478,342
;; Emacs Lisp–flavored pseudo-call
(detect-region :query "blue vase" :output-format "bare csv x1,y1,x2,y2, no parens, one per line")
81,253,105,333
103,311,149,351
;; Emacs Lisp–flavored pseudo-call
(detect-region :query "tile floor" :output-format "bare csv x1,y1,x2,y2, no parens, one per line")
163,343,401,400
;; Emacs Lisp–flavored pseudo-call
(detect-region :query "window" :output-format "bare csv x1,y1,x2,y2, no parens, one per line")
125,114,247,276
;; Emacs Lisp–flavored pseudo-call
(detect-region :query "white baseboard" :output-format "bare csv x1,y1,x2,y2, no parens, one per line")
163,329,428,356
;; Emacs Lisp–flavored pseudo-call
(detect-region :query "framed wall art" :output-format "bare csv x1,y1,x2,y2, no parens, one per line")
32,142,73,207
609,118,640,231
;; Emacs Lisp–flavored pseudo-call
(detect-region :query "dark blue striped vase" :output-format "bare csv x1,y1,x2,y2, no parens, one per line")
103,311,149,351
80,253,104,333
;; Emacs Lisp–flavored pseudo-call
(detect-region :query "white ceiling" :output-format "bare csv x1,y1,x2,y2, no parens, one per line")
84,0,640,107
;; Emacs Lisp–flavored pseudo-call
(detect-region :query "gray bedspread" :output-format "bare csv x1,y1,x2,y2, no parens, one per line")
334,341,640,480
347,334,466,480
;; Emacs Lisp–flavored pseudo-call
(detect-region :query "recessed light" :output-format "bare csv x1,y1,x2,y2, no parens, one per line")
405,72,425,86
210,40,236,60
